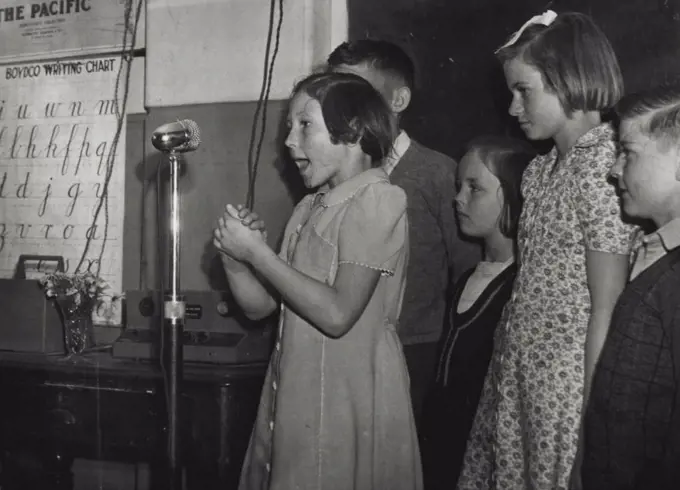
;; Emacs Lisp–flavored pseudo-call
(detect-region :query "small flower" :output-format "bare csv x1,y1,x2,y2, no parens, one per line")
39,272,111,311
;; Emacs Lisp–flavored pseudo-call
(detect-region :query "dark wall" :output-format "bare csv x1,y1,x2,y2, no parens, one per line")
348,0,680,159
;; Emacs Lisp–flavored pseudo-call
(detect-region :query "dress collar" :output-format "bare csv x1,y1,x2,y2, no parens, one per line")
543,122,615,161
572,122,614,149
315,167,389,207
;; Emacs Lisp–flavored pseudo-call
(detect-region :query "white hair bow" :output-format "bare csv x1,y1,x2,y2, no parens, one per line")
495,10,558,53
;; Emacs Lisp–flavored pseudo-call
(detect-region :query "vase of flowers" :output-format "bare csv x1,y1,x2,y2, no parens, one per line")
39,272,109,357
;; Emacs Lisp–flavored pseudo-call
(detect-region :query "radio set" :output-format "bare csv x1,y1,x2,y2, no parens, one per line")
0,278,64,354
112,289,274,364
0,255,68,354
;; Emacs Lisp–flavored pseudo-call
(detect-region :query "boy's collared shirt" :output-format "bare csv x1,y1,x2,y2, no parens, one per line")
382,130,411,176
630,217,680,280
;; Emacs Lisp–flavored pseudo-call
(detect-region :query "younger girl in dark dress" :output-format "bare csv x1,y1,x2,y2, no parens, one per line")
420,136,535,489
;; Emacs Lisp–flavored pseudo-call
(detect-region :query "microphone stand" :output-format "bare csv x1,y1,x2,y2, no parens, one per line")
164,149,185,490
151,119,199,490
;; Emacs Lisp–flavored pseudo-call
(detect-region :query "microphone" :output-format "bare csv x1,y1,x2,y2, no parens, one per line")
151,119,201,152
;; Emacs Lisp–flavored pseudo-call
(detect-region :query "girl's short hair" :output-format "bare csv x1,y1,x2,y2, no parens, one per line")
466,135,536,238
291,72,396,165
496,12,623,116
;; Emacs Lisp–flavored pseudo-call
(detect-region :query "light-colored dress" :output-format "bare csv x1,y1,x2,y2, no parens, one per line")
457,124,637,490
238,168,422,490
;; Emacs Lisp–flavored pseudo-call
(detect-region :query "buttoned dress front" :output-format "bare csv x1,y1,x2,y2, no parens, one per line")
238,168,422,490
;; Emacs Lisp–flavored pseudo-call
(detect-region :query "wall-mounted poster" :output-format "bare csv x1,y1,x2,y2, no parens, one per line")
0,54,130,324
0,0,145,64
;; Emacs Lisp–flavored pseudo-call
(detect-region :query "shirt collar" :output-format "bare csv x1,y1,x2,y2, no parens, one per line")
382,130,411,175
642,217,680,252
315,167,390,207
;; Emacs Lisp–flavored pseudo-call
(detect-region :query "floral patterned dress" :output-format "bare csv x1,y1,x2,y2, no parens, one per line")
457,124,637,490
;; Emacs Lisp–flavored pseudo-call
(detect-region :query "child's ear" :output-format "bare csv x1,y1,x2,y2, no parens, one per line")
347,118,363,147
390,86,412,114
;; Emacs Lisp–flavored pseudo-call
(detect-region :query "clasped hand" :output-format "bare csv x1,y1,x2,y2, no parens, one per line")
213,204,268,263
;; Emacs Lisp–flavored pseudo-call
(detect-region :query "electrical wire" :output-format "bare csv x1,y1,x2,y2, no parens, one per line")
74,0,143,276
245,0,275,209
83,1,143,487
246,0,284,209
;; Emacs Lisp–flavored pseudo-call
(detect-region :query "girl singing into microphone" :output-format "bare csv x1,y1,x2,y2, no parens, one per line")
213,72,421,490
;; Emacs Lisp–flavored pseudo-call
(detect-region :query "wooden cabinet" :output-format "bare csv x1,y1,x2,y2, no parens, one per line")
0,352,266,490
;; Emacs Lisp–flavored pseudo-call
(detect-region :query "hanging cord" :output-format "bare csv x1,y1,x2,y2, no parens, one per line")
245,0,284,209
82,1,143,487
74,0,143,275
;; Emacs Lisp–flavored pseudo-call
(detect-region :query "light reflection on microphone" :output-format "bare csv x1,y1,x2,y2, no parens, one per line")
151,119,201,153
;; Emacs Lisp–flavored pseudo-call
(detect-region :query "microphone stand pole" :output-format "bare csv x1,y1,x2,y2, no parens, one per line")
165,150,185,490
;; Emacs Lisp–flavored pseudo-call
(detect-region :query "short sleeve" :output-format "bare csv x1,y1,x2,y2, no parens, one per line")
573,143,637,254
338,183,407,275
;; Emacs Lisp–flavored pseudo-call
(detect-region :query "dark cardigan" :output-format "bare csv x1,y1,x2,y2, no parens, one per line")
583,245,680,490
420,262,517,490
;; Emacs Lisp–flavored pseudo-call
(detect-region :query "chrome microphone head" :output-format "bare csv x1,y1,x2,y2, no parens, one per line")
151,119,201,152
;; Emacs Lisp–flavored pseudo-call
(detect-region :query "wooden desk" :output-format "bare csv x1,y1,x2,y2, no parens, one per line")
0,351,266,489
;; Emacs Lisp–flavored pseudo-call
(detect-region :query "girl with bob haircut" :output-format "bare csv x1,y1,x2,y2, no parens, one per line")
214,71,422,490
421,135,535,490
457,11,637,490
495,12,623,117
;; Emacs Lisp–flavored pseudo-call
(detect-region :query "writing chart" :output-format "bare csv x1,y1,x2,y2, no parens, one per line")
0,0,145,64
0,55,128,324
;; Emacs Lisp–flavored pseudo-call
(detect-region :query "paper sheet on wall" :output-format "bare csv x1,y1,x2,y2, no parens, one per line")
0,0,145,63
0,55,128,325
